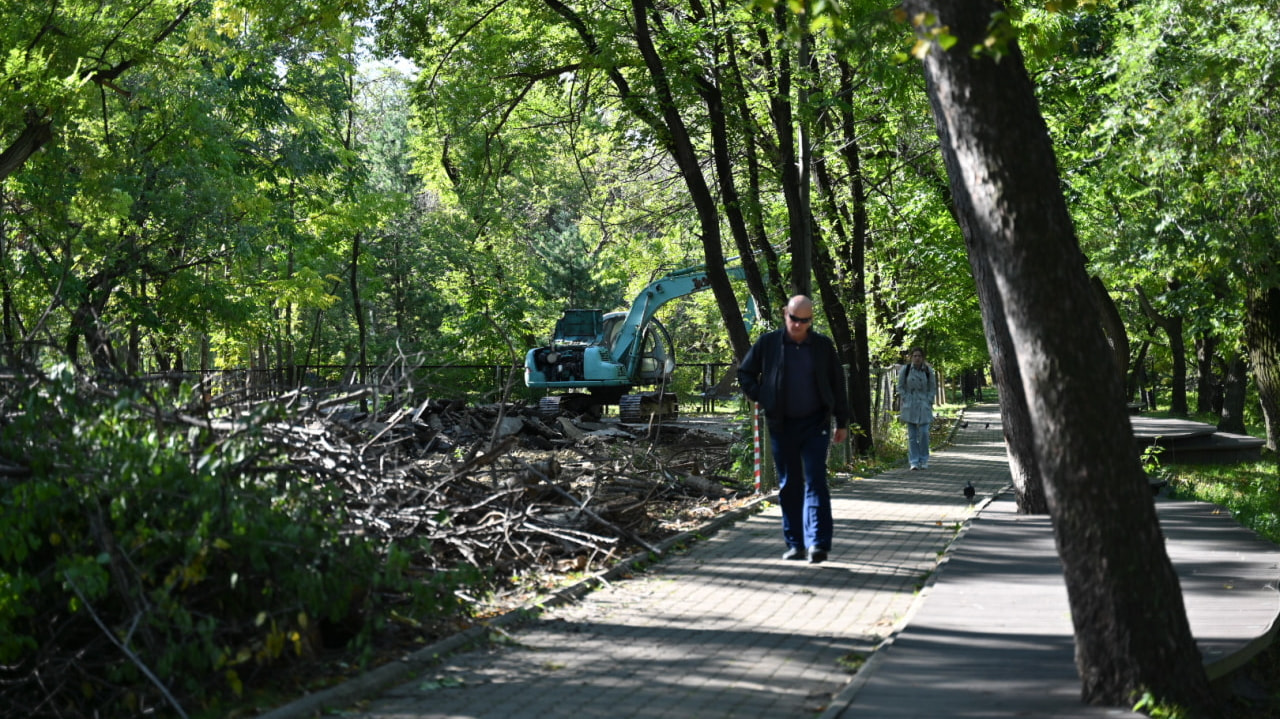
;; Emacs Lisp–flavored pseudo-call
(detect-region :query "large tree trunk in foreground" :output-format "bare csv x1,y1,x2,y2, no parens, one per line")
899,0,1215,711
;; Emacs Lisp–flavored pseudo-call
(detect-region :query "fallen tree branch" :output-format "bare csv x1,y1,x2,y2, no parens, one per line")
63,573,189,719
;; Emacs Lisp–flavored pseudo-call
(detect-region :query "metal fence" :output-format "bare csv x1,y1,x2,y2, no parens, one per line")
137,362,744,408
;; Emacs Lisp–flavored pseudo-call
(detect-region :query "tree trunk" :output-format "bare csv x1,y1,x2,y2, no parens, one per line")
729,29,786,312
70,295,118,372
831,58,875,456
0,115,53,183
1192,332,1213,411
350,231,368,393
630,0,752,359
699,45,772,321
812,230,872,454
888,59,1047,512
539,0,751,358
1091,275,1129,392
1195,333,1218,416
1130,339,1150,407
812,166,873,455
1245,285,1280,451
768,4,811,296
1136,283,1188,415
898,0,1215,711
972,246,1049,514
1218,350,1248,435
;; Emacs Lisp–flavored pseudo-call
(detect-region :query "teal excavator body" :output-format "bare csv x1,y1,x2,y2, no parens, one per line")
524,259,753,421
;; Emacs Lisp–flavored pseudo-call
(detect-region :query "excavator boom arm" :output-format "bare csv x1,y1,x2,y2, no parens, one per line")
610,262,750,375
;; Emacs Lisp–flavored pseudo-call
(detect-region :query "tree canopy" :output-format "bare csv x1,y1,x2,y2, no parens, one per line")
2,0,1278,714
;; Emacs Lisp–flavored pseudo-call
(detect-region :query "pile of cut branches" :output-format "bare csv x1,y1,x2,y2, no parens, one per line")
179,383,749,569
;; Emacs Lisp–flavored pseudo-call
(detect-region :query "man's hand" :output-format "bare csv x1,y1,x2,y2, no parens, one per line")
834,427,848,444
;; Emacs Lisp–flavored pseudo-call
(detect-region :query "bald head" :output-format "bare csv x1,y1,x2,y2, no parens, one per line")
786,295,813,315
784,295,814,342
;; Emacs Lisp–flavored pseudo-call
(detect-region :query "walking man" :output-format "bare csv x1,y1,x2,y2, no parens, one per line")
738,295,851,564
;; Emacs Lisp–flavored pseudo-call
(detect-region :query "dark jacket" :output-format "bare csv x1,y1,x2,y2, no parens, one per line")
737,328,851,432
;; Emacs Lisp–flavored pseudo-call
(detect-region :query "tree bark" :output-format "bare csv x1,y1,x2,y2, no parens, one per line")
0,114,53,183
698,40,772,321
767,5,811,296
1194,333,1218,415
1245,285,1280,451
1136,283,1188,415
545,0,752,358
830,58,875,456
812,229,872,454
1218,350,1248,435
1091,275,1129,393
888,62,1047,512
898,0,1216,711
734,28,786,310
971,245,1048,514
350,231,368,391
813,160,873,455
1130,339,1151,407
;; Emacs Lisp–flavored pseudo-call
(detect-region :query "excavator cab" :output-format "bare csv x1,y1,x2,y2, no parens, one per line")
553,310,605,344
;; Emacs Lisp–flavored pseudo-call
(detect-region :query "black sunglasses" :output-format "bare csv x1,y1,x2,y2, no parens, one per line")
788,314,812,324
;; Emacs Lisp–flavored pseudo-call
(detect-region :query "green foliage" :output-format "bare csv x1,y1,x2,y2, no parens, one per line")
1034,0,1279,360
529,208,627,313
0,368,483,715
836,650,867,673
727,414,758,485
1166,456,1280,545
1132,690,1191,719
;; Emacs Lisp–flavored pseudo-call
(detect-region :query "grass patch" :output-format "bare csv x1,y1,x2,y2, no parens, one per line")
836,651,868,673
1161,459,1280,543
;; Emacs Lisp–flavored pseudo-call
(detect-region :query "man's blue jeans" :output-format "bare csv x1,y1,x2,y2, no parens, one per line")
771,421,833,552
907,421,931,468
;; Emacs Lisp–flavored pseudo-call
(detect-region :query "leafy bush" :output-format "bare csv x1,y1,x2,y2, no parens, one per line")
0,367,478,717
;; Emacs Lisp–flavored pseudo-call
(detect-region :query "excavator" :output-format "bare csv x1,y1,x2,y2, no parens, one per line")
524,258,756,422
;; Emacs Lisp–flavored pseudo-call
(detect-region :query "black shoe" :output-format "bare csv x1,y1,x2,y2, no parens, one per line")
807,548,828,564
782,547,805,561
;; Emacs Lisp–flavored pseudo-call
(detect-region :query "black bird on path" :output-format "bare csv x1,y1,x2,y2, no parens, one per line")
963,481,976,503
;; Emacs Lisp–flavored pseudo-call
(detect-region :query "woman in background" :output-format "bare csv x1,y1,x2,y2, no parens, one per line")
898,347,936,470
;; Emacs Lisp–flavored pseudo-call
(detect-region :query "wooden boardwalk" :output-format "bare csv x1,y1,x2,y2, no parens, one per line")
830,493,1280,718
1130,415,1265,464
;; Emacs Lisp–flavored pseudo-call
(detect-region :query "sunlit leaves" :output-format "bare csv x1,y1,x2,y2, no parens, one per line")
1035,0,1278,354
